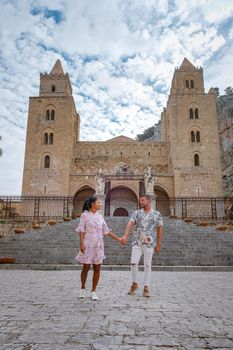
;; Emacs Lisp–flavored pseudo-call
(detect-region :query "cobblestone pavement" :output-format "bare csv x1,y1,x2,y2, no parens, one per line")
0,270,233,350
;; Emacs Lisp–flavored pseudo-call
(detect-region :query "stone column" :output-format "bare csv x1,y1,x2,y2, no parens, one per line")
148,192,157,211
96,193,105,216
95,168,106,216
144,166,157,211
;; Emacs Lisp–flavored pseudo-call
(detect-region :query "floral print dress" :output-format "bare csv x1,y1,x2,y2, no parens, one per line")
75,210,110,264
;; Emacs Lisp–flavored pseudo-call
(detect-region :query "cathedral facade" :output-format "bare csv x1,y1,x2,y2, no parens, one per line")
22,58,223,217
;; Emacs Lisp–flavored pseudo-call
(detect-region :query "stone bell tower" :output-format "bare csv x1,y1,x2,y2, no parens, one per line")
161,58,223,197
22,59,80,195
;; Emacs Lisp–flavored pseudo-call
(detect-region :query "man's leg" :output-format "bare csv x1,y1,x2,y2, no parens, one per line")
143,246,154,297
128,245,142,295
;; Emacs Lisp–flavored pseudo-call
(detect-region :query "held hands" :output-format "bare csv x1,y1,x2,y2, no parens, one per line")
119,236,127,245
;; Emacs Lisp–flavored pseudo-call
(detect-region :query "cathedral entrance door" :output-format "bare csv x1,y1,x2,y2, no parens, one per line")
113,207,129,217
105,186,138,217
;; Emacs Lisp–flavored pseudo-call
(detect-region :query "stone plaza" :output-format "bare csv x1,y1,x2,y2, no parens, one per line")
1,270,233,350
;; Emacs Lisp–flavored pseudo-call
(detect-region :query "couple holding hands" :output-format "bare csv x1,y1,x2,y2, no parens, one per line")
75,194,163,300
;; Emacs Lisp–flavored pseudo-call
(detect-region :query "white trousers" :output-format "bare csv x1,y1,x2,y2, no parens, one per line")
130,245,154,287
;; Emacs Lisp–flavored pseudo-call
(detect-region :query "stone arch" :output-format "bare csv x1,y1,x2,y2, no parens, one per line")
44,104,56,121
188,102,200,120
154,186,170,216
41,152,52,168
193,152,201,166
105,185,138,217
189,126,201,143
73,185,95,217
113,207,129,217
184,75,195,89
42,127,54,145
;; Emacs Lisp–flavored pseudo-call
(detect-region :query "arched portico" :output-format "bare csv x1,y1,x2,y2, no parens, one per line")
154,186,170,216
105,185,138,217
73,186,95,217
113,207,129,217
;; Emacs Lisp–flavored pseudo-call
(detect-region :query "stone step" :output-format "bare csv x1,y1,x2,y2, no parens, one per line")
0,217,233,266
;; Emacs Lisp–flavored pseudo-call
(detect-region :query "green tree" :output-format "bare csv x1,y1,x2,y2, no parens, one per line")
224,86,233,96
214,87,220,98
136,126,155,141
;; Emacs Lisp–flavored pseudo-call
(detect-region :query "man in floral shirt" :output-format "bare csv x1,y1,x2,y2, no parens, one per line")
122,194,163,297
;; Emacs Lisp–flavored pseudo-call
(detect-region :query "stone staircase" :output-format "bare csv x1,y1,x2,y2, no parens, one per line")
0,217,233,266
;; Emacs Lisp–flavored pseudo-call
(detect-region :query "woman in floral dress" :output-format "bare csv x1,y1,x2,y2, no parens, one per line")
75,195,122,300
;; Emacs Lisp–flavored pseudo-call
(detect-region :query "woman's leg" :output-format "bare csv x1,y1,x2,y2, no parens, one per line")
92,264,101,292
81,264,90,289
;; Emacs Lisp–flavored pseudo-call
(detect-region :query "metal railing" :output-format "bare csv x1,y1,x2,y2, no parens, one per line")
0,196,73,221
0,195,232,221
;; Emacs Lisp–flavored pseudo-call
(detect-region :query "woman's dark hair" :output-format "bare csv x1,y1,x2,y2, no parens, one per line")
82,195,98,212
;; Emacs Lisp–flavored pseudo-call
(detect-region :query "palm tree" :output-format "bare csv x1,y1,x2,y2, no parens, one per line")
0,136,3,157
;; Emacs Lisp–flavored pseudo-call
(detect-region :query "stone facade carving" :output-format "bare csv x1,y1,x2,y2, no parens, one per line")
144,165,155,194
95,168,105,195
217,94,233,196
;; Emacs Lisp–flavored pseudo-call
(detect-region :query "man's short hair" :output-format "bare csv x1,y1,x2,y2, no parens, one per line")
140,194,151,201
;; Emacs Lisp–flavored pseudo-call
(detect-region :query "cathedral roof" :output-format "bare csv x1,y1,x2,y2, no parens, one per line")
106,135,136,142
180,57,195,69
50,59,65,74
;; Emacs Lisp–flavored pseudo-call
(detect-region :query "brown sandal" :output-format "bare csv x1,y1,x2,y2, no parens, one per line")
127,282,138,295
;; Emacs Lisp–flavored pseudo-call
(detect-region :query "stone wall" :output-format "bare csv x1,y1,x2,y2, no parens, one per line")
217,94,233,196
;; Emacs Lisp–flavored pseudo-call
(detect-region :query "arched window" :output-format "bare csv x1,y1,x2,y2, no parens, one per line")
189,108,194,119
195,108,199,119
45,108,55,121
44,155,50,168
191,131,201,143
51,110,55,120
194,154,200,166
49,133,53,145
51,85,56,92
191,131,195,142
185,78,195,89
44,133,49,144
46,110,50,121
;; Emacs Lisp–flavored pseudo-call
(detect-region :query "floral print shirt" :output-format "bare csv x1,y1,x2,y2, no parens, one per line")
130,209,163,248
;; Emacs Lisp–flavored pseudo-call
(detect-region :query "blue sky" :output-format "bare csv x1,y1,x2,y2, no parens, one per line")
0,0,233,194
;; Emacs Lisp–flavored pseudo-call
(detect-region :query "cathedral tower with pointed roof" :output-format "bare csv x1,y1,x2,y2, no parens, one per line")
39,59,72,97
22,59,80,195
161,57,223,197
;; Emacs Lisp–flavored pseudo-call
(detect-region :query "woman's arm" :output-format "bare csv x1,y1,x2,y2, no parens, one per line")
107,231,122,243
80,232,85,253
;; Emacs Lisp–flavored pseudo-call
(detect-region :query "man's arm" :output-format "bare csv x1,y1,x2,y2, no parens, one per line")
122,221,134,244
155,225,162,253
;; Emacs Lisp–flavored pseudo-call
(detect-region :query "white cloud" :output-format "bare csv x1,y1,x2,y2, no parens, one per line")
0,0,233,193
